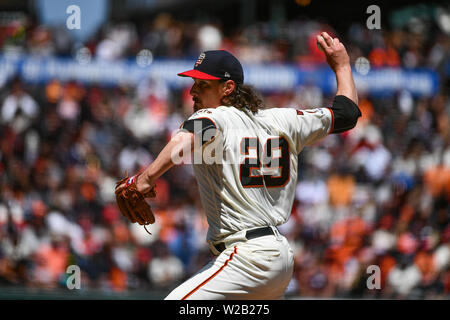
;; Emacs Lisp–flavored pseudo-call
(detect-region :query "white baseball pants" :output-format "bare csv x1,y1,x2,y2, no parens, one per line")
164,231,294,300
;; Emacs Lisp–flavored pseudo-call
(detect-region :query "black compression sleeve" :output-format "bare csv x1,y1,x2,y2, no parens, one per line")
329,95,362,134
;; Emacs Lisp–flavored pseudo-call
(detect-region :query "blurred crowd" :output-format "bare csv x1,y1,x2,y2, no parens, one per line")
0,6,449,299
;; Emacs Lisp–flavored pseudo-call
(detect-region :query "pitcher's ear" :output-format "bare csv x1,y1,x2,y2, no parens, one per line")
222,80,236,97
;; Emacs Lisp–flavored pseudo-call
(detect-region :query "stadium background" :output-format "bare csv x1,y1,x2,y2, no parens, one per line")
0,0,448,299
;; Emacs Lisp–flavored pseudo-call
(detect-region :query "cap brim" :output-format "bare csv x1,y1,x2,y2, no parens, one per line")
177,69,221,80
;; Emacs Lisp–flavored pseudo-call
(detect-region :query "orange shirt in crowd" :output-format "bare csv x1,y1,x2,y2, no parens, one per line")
327,174,355,207
328,216,367,269
35,243,69,282
110,266,127,292
357,98,374,124
423,165,450,199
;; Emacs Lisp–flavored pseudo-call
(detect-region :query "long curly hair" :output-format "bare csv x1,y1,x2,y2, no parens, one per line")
220,82,265,113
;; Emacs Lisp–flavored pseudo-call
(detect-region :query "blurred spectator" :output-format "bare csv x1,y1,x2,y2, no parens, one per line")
387,255,422,298
1,78,39,134
147,241,184,289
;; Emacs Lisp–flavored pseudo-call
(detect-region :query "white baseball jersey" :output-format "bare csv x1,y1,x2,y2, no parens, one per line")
181,105,333,243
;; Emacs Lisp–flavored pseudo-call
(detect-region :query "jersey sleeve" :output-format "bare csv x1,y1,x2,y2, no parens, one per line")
179,109,223,146
284,107,334,152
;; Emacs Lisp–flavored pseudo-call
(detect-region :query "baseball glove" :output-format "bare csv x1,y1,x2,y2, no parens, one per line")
115,174,156,229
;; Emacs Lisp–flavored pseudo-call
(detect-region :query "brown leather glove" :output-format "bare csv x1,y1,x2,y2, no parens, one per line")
115,174,156,226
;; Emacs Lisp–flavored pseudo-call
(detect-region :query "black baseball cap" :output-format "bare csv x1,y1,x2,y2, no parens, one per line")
178,50,244,84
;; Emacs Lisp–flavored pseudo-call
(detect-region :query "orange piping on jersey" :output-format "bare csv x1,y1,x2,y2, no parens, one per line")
326,107,335,134
181,246,238,300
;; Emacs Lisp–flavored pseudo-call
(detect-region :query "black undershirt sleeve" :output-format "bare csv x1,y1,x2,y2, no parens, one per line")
181,118,217,145
329,95,362,134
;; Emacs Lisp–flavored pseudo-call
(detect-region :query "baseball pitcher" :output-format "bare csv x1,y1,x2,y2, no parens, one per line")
115,32,361,299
